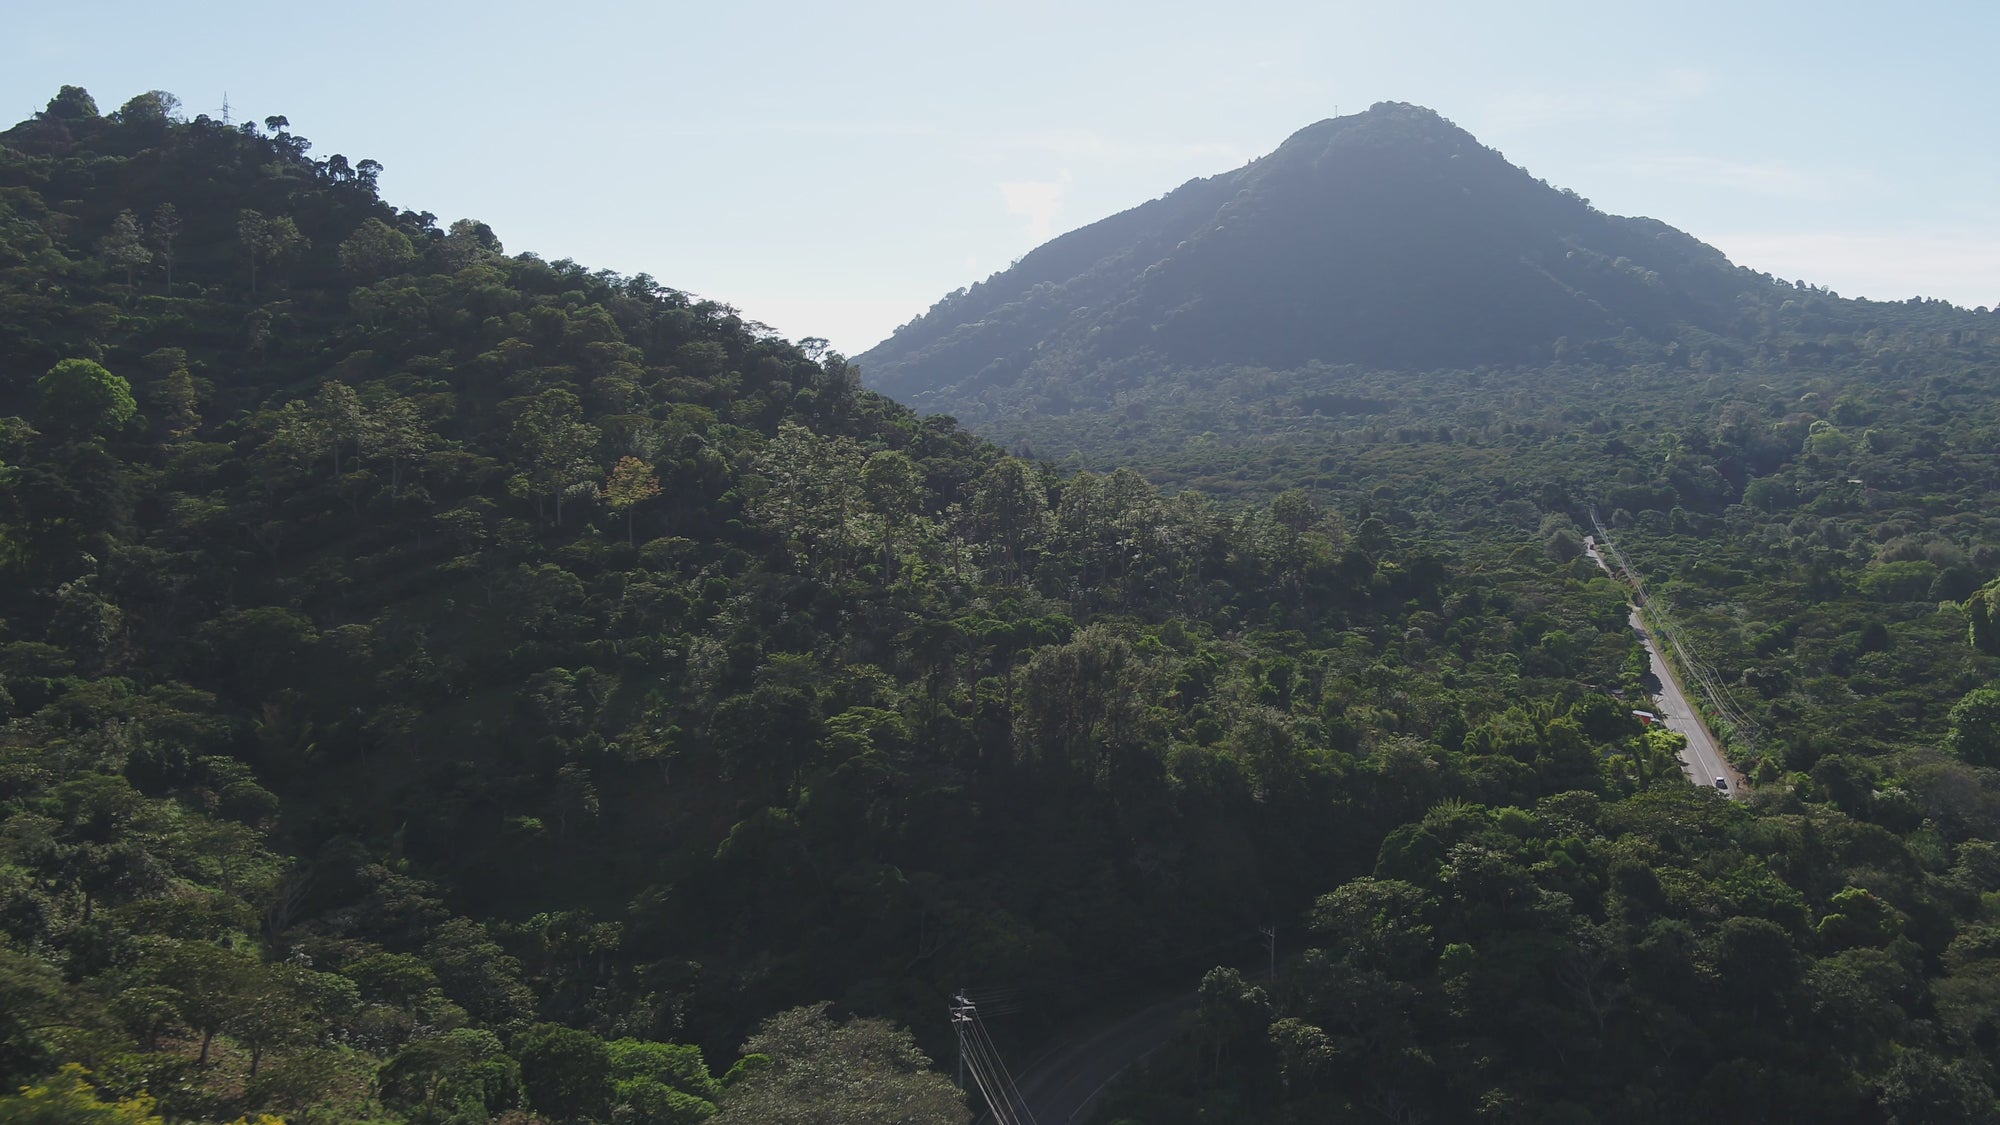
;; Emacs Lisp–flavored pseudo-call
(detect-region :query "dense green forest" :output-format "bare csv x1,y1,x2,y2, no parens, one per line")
867,126,2000,1125
0,87,1691,1123
958,266,2000,1123
4,84,2000,1125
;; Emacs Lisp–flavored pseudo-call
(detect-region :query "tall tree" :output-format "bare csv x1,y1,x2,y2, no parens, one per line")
969,457,1045,583
1946,689,2000,767
752,422,864,574
603,456,662,546
36,359,137,437
861,448,924,580
150,939,258,1067
380,1029,523,1121
440,218,503,269
363,393,432,492
509,389,601,526
1969,580,2000,656
43,85,98,120
148,203,181,286
712,1004,968,1125
98,210,151,289
514,1023,612,1125
336,217,416,279
270,382,368,478
238,209,308,295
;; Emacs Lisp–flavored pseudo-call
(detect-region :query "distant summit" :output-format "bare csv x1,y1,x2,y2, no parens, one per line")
858,102,1782,416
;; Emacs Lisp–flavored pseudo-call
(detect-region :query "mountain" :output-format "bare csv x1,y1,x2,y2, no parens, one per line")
858,102,1798,418
0,86,1676,1122
10,84,2000,1125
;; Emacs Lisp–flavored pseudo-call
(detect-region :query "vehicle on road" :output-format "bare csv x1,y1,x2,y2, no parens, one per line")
1714,777,1728,790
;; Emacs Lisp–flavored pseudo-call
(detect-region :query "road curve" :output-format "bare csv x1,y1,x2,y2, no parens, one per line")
999,992,1196,1124
996,540,1738,1122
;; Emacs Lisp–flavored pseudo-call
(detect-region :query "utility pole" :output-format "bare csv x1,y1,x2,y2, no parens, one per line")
950,992,971,1093
949,992,1032,1125
1259,925,1276,980
220,92,231,126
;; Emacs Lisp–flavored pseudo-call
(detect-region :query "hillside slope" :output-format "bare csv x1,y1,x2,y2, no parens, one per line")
8,86,2000,1125
0,86,1673,1122
857,102,1928,424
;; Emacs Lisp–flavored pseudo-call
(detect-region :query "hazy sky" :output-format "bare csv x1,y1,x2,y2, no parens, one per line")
10,1,1998,354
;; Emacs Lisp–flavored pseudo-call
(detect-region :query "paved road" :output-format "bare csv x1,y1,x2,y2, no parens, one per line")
1584,537,1746,797
999,992,1196,1123
1629,607,1747,795
988,536,1739,1125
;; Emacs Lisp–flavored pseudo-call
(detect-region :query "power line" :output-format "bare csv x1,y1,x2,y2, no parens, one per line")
1587,509,1760,746
953,994,1038,1125
972,1010,1034,1118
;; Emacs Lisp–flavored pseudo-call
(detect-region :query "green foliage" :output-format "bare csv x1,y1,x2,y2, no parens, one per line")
880,112,1993,1121
711,1004,967,1124
6,82,2000,1125
380,1030,521,1122
1878,1051,1999,1125
337,218,417,279
1947,690,2000,767
1970,580,2000,656
35,360,135,436
514,1024,611,1124
97,211,150,287
43,87,99,120
0,1065,162,1124
1113,780,2000,1121
606,1039,717,1124
235,210,307,295
1815,886,1906,950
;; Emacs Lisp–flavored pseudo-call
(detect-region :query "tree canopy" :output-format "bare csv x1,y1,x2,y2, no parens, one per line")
2,83,1998,1125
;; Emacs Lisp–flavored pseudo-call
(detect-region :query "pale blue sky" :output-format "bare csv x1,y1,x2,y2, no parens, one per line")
11,1,1998,353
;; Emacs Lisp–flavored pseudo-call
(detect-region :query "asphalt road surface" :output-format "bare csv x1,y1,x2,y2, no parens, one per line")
994,543,1738,1121
1630,608,1747,796
990,543,1742,1124
1584,537,1745,797
1000,992,1197,1123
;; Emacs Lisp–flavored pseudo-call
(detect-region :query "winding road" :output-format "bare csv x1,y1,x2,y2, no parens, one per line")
992,538,1744,1124
1002,993,1196,1123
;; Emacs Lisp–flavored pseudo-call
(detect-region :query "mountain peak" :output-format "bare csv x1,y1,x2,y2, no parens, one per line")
1239,104,1480,176
857,108,1774,417
1289,100,1460,136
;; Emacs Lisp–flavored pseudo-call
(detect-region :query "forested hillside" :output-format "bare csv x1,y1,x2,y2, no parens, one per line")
875,189,2000,1123
850,100,2000,1125
856,101,1986,441
1078,341,2000,1119
6,84,2000,1125
0,88,1694,1123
